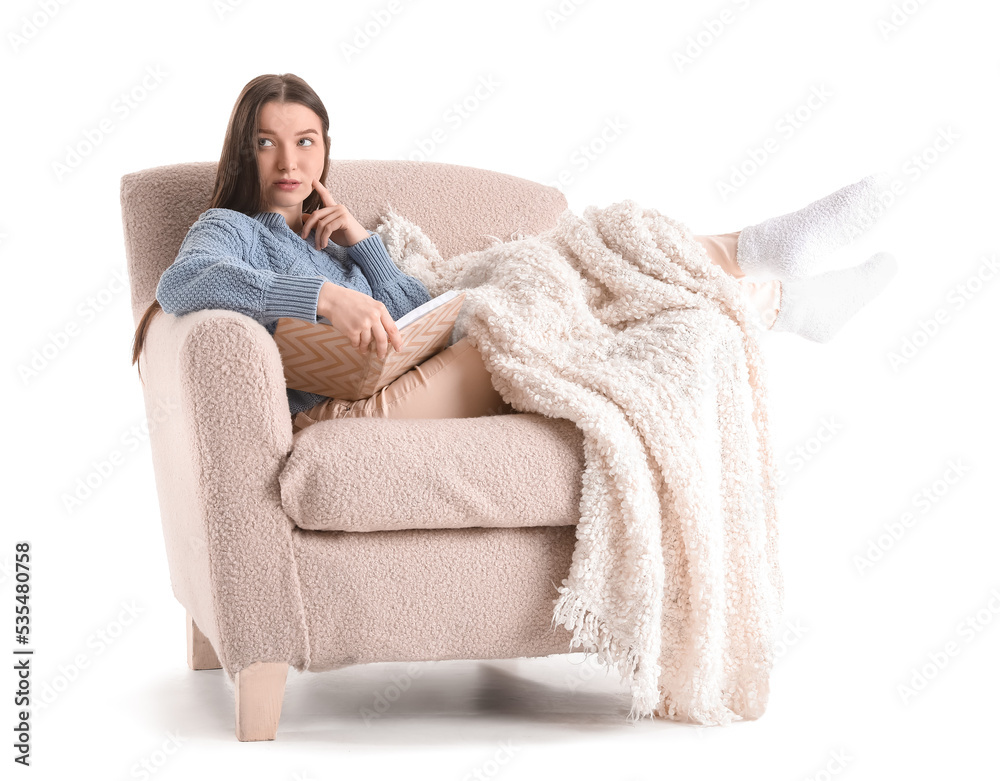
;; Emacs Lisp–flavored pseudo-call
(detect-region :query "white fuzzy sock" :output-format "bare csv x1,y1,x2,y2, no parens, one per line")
770,252,898,343
736,173,891,280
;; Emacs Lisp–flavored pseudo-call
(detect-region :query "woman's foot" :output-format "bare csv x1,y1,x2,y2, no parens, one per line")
769,252,898,343
736,173,891,280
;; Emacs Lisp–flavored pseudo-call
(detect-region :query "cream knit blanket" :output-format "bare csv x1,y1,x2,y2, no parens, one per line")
372,199,785,725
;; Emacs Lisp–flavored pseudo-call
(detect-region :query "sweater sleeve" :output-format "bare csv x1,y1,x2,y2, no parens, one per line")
346,231,433,321
156,216,326,326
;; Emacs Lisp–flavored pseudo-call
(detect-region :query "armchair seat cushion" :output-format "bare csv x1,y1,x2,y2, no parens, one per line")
279,413,585,532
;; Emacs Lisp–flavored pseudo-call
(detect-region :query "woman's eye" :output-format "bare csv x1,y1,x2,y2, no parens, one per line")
257,138,313,147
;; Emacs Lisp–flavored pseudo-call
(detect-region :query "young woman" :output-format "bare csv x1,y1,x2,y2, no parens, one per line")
130,73,897,436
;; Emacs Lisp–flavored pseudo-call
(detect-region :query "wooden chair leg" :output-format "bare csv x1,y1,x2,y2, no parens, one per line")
235,662,289,742
186,611,221,670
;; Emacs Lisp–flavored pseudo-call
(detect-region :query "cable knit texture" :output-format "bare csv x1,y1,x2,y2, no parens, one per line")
371,199,785,725
155,207,433,416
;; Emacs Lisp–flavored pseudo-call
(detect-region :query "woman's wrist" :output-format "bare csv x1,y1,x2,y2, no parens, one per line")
346,228,371,246
317,281,341,320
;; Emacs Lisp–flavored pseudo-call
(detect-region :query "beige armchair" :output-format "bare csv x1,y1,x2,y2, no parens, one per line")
121,160,590,741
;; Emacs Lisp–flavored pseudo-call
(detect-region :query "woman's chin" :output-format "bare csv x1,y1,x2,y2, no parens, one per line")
265,195,307,211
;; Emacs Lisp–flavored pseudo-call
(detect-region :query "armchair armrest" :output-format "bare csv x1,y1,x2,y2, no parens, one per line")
139,308,309,680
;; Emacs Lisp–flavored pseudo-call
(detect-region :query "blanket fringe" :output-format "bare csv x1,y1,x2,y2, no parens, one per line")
550,586,660,724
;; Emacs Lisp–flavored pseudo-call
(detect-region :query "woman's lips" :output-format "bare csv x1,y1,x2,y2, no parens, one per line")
275,181,300,191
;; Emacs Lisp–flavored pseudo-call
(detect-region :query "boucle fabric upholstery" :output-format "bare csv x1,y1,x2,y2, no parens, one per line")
294,525,578,670
281,414,585,532
122,160,580,687
138,308,311,677
370,201,784,725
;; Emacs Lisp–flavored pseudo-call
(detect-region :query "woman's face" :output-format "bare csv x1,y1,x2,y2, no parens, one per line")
256,100,326,217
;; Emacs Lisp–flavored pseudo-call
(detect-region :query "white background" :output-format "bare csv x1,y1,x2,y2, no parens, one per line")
3,0,998,778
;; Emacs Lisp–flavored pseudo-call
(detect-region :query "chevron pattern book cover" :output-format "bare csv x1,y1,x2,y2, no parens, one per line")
273,291,467,401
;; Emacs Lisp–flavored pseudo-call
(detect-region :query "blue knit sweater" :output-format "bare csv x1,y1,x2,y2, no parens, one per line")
155,208,433,416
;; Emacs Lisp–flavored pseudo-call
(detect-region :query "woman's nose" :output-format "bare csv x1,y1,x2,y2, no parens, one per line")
277,148,297,172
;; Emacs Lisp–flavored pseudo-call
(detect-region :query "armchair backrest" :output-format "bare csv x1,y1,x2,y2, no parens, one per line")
120,159,569,327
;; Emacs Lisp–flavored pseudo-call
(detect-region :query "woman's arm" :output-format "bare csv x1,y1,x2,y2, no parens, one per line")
305,179,433,320
157,216,325,325
344,232,433,320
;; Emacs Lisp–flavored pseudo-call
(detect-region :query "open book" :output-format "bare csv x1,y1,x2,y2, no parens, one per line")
273,290,467,401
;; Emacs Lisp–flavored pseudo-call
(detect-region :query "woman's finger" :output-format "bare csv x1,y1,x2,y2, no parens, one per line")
303,205,343,236
360,328,373,354
301,205,336,238
381,309,403,352
312,177,339,208
371,325,389,360
315,214,344,249
318,221,335,250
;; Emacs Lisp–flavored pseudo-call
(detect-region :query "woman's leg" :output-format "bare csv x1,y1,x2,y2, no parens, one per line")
695,231,744,278
695,231,782,329
291,337,514,435
694,228,898,341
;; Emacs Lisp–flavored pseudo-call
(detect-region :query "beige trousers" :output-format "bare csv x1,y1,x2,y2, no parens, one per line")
290,232,781,434
695,231,782,329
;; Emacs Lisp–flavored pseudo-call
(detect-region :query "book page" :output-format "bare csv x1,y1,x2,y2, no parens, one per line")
394,290,461,330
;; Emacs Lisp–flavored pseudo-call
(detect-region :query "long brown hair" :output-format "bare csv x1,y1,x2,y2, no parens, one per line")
130,73,332,382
